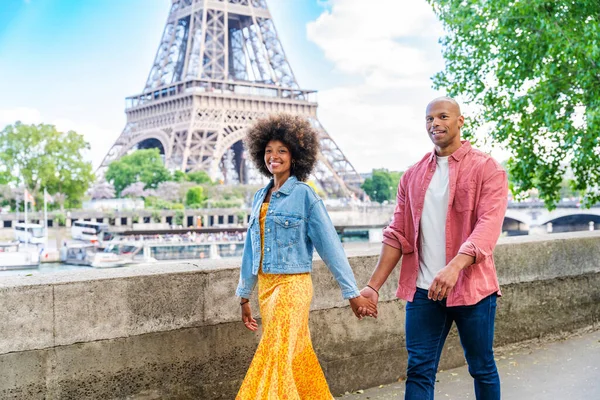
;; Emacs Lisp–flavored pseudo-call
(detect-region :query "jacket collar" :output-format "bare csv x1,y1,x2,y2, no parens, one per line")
428,140,472,163
266,175,298,196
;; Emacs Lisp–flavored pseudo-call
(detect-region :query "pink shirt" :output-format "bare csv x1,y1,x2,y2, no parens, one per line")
383,141,508,306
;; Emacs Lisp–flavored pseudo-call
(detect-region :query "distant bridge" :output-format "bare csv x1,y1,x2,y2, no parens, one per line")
504,201,600,234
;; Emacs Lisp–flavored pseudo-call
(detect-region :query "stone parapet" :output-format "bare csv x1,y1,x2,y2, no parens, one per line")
1,231,599,399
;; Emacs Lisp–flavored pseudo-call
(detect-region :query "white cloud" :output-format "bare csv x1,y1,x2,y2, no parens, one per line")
52,118,117,169
0,107,42,126
307,0,448,172
0,108,115,170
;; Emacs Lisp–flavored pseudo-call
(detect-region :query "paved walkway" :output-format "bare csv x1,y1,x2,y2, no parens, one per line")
338,327,600,399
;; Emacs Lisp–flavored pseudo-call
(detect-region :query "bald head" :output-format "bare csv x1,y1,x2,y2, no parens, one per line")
425,96,465,156
426,96,462,116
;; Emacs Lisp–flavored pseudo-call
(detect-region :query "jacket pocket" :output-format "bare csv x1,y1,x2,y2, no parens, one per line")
274,216,301,247
274,215,302,264
454,181,477,212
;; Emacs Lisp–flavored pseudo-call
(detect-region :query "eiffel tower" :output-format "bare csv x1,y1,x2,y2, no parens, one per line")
99,0,363,197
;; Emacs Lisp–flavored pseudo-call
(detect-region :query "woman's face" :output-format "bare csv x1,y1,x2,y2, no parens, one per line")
264,140,292,176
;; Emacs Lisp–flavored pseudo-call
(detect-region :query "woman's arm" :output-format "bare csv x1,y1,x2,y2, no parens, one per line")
307,198,361,299
307,198,377,316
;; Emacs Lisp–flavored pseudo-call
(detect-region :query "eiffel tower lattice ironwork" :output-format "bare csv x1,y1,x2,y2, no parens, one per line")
99,0,363,197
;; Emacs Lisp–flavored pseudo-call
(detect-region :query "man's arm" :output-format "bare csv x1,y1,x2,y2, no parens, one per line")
363,243,402,293
361,173,412,307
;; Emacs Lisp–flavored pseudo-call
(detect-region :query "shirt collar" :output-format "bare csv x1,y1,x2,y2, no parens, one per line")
268,175,298,196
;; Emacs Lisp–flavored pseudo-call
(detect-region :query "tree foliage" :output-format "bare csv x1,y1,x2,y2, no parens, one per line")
155,181,183,202
428,0,600,209
121,182,148,198
361,169,400,204
172,170,188,182
187,170,212,184
0,122,94,206
105,149,171,196
186,186,206,207
89,182,116,200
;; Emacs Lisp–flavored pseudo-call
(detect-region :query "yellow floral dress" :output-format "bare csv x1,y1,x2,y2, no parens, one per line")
236,203,334,400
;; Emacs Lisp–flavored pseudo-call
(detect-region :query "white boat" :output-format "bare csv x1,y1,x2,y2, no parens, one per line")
0,241,40,270
62,243,139,268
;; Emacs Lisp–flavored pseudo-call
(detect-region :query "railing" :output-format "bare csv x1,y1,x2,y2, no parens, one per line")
507,199,600,209
126,79,318,109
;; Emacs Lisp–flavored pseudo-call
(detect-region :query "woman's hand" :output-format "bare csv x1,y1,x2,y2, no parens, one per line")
349,295,378,319
241,300,258,331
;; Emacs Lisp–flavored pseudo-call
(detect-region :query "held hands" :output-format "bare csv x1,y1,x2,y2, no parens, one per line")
357,285,380,318
349,294,378,320
241,299,258,331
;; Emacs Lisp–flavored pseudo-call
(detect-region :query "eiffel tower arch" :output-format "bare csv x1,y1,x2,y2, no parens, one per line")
99,0,363,197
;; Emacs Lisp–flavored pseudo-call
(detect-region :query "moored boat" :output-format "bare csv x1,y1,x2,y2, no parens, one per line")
0,241,40,270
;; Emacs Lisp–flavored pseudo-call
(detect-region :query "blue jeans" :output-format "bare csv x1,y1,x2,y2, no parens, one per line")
405,288,500,400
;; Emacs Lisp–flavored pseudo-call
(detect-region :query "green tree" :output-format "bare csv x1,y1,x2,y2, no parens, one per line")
0,122,93,205
106,149,171,196
186,186,206,208
361,169,395,203
172,170,188,182
389,171,404,188
428,0,600,209
187,170,212,184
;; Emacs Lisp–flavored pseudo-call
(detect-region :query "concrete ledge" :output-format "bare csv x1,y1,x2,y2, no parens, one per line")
1,231,600,399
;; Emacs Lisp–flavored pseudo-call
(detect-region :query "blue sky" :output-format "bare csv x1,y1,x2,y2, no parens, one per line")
0,0,452,173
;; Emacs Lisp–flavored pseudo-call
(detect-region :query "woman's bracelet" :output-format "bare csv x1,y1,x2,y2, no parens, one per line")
366,284,379,296
240,299,250,306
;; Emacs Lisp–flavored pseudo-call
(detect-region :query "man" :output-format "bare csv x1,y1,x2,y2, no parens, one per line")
360,97,508,399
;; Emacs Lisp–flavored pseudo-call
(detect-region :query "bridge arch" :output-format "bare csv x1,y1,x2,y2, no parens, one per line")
502,216,529,236
543,214,600,233
536,208,600,226
504,209,530,226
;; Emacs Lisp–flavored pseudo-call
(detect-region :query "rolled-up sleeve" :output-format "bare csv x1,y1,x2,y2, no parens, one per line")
383,173,414,254
459,161,508,264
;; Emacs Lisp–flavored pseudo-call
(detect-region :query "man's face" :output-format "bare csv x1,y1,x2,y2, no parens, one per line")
425,100,464,155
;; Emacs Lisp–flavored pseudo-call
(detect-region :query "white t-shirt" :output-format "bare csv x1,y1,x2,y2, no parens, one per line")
416,155,450,290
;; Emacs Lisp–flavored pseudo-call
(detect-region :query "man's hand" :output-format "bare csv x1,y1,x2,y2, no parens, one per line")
428,264,461,301
429,254,475,301
349,295,377,319
358,286,380,317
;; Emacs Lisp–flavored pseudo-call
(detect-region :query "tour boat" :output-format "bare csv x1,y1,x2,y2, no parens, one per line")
0,241,40,270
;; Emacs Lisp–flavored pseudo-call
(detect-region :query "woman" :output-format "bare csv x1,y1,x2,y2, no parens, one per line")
235,114,377,399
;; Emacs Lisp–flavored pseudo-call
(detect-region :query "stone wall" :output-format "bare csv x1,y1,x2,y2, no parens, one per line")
1,231,599,399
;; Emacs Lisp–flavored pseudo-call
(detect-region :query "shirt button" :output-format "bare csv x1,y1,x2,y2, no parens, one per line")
267,228,271,232
269,210,273,214
267,248,270,252
285,221,289,226
276,193,280,197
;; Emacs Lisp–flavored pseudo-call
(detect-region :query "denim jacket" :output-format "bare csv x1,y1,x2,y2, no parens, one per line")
235,176,361,300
